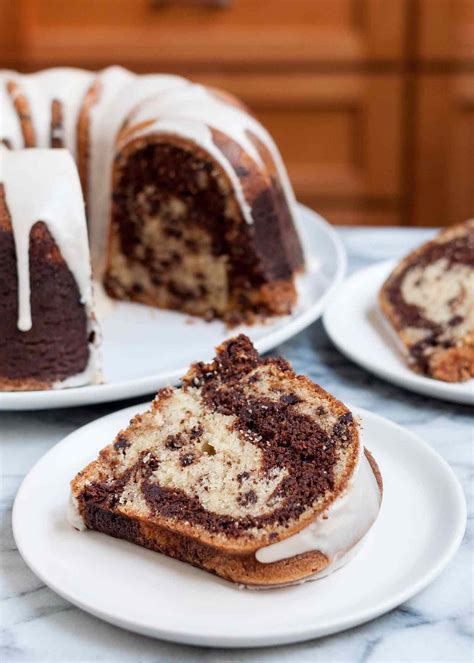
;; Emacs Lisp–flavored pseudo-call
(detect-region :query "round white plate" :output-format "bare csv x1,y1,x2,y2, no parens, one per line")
0,205,345,411
13,403,466,648
323,260,474,405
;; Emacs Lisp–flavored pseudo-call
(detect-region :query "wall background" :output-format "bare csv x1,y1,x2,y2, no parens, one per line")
1,0,473,227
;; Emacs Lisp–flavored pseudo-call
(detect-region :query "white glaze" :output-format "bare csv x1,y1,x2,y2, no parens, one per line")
255,448,381,565
0,67,296,386
67,494,86,531
2,66,300,279
305,530,368,580
123,82,298,231
87,69,187,273
3,68,93,156
0,148,99,385
245,534,369,590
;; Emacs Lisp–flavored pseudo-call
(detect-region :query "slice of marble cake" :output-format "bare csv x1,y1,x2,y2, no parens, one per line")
70,335,382,587
379,219,474,382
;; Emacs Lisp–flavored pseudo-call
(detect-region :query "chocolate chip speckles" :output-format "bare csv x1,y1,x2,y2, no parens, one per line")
114,434,130,452
73,335,358,542
165,433,185,450
237,490,258,507
180,452,197,467
380,221,474,381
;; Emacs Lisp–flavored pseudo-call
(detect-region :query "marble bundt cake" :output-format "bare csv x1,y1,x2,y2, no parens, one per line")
379,220,474,382
69,335,382,587
0,148,99,390
1,67,304,330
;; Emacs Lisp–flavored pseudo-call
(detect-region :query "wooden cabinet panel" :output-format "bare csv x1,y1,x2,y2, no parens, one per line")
198,73,403,220
417,0,474,62
413,74,474,226
2,0,473,227
15,0,406,69
0,1,22,66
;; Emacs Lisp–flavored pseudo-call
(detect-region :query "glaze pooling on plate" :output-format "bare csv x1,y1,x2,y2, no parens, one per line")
4,68,93,155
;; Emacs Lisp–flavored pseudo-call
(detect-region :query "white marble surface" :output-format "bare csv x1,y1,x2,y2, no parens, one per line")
1,228,472,663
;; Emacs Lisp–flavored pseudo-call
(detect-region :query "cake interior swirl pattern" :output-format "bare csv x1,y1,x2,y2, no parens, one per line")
379,220,474,383
0,66,304,390
70,335,383,588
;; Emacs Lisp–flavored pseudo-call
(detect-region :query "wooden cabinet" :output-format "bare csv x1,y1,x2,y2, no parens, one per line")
417,0,474,61
413,74,474,227
13,0,407,68
199,72,403,224
1,0,473,227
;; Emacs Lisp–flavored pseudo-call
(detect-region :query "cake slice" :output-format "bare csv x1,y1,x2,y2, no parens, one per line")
379,220,474,382
0,148,100,390
70,335,382,587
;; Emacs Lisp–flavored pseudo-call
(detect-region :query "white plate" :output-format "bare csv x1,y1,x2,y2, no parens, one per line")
324,260,474,405
0,205,345,411
13,403,466,648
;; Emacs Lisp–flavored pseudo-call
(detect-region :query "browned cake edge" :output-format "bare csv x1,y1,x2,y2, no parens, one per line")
72,350,361,554
71,335,370,585
73,449,381,587
6,80,36,147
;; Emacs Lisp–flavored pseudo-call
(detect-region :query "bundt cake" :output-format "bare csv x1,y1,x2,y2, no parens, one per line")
1,67,304,331
379,220,474,383
69,335,382,588
0,148,99,390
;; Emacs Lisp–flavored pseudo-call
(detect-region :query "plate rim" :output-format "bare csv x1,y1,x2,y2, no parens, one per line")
323,259,474,405
0,204,346,411
12,402,467,648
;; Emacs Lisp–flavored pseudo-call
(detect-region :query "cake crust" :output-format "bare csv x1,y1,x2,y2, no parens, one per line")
76,448,382,587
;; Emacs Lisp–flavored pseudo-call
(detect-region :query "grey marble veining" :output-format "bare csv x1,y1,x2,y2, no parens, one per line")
1,228,472,663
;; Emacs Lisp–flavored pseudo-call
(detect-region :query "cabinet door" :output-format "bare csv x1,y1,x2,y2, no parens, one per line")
198,72,404,225
17,0,406,69
0,0,22,66
413,75,474,227
417,0,474,62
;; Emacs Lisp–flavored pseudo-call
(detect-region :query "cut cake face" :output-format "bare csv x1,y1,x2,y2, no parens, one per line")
70,335,382,587
380,219,474,382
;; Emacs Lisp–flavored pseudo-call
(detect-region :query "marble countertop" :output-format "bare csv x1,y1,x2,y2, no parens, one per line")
1,228,472,663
